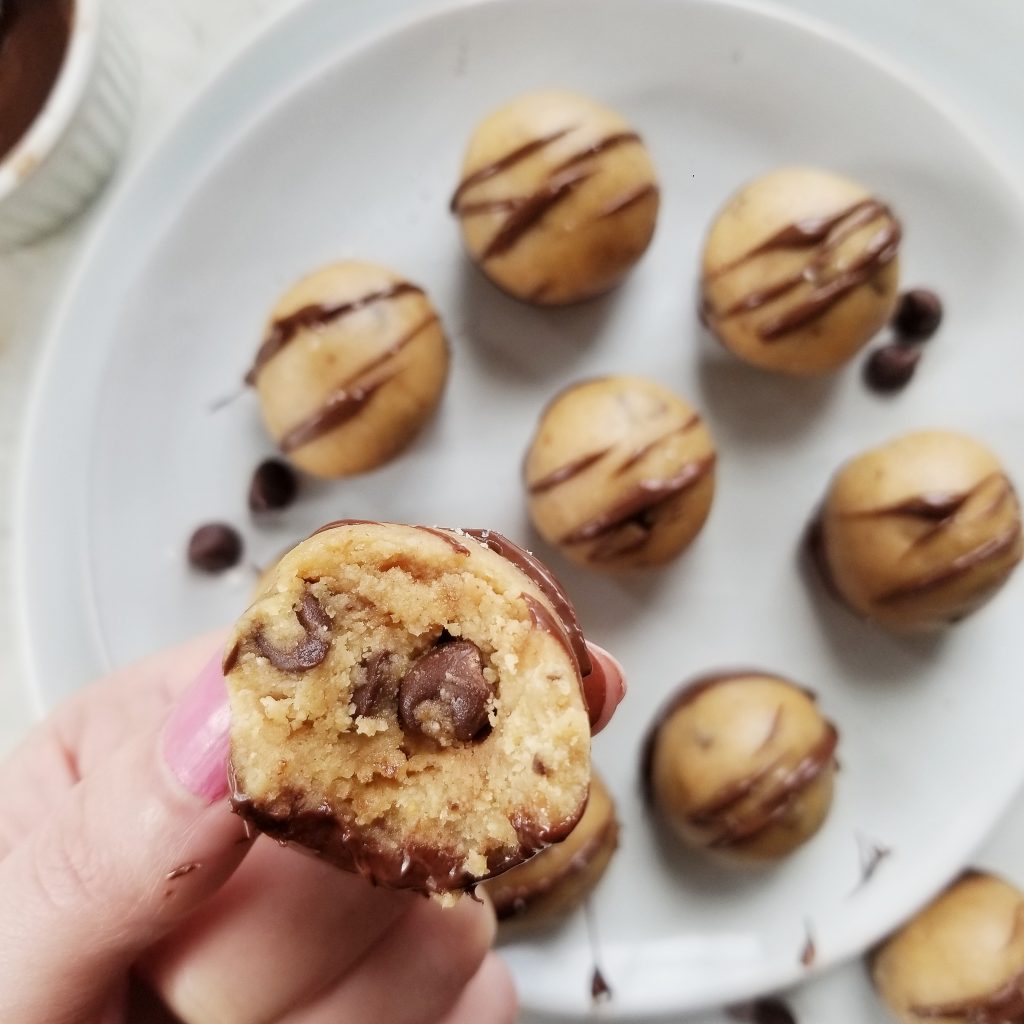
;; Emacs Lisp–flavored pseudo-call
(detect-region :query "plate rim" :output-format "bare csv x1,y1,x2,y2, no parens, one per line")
13,0,1024,1016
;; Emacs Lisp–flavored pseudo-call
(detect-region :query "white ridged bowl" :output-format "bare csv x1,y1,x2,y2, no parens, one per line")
0,0,136,249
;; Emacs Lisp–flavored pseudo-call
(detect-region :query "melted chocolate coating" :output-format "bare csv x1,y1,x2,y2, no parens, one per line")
251,590,332,672
230,773,583,894
303,520,591,679
397,640,494,744
492,813,618,921
0,0,72,162
521,592,579,670
412,525,471,554
463,528,592,678
247,282,424,382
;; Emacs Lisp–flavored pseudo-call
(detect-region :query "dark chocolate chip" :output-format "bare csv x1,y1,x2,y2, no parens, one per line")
188,523,243,573
397,640,494,744
351,651,396,717
253,590,331,672
249,458,299,512
864,343,921,392
728,998,797,1024
893,288,943,340
591,966,612,1002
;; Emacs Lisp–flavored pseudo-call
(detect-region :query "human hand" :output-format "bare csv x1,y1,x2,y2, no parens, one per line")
0,632,625,1024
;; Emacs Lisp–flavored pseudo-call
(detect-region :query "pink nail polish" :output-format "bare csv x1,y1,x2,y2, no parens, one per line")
584,644,627,732
163,652,232,802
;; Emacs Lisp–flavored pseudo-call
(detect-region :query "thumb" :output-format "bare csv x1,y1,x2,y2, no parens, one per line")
0,652,248,1024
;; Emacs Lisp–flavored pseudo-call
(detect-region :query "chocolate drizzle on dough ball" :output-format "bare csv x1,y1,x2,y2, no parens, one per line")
700,168,902,376
451,91,659,305
524,377,716,569
247,263,449,478
872,872,1024,1024
812,432,1023,629
642,671,839,862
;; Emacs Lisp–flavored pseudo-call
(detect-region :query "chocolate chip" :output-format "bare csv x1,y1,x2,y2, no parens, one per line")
398,640,494,745
249,458,299,512
728,998,797,1024
893,288,943,339
351,651,396,716
864,343,921,392
253,590,331,672
188,523,243,572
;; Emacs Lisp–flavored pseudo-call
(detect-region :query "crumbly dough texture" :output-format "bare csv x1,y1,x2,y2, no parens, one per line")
524,376,716,569
818,431,1023,631
452,90,659,305
701,167,901,376
250,261,449,478
872,872,1024,1024
225,522,591,894
645,673,838,862
483,771,618,922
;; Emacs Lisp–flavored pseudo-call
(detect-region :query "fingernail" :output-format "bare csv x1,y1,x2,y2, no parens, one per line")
584,643,627,732
163,652,232,802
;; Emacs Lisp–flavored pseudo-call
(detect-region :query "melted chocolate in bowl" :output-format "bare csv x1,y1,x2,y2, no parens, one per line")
0,0,74,164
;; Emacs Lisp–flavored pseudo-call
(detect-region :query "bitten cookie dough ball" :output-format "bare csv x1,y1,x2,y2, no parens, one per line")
643,672,838,862
225,521,593,895
483,771,619,922
813,431,1022,631
247,262,449,478
524,376,716,569
872,872,1024,1023
700,167,901,376
451,91,659,305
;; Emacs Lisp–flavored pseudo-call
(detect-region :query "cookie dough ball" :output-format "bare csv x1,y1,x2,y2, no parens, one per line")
872,872,1024,1023
701,167,901,376
451,91,659,305
483,771,619,922
247,262,449,478
643,672,838,862
524,376,716,569
225,521,593,894
814,431,1022,630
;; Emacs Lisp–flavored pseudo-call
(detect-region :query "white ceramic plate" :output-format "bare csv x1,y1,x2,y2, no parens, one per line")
16,0,1024,1017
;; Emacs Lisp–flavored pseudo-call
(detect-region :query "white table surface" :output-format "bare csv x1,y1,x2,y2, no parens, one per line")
2,1,1022,1021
